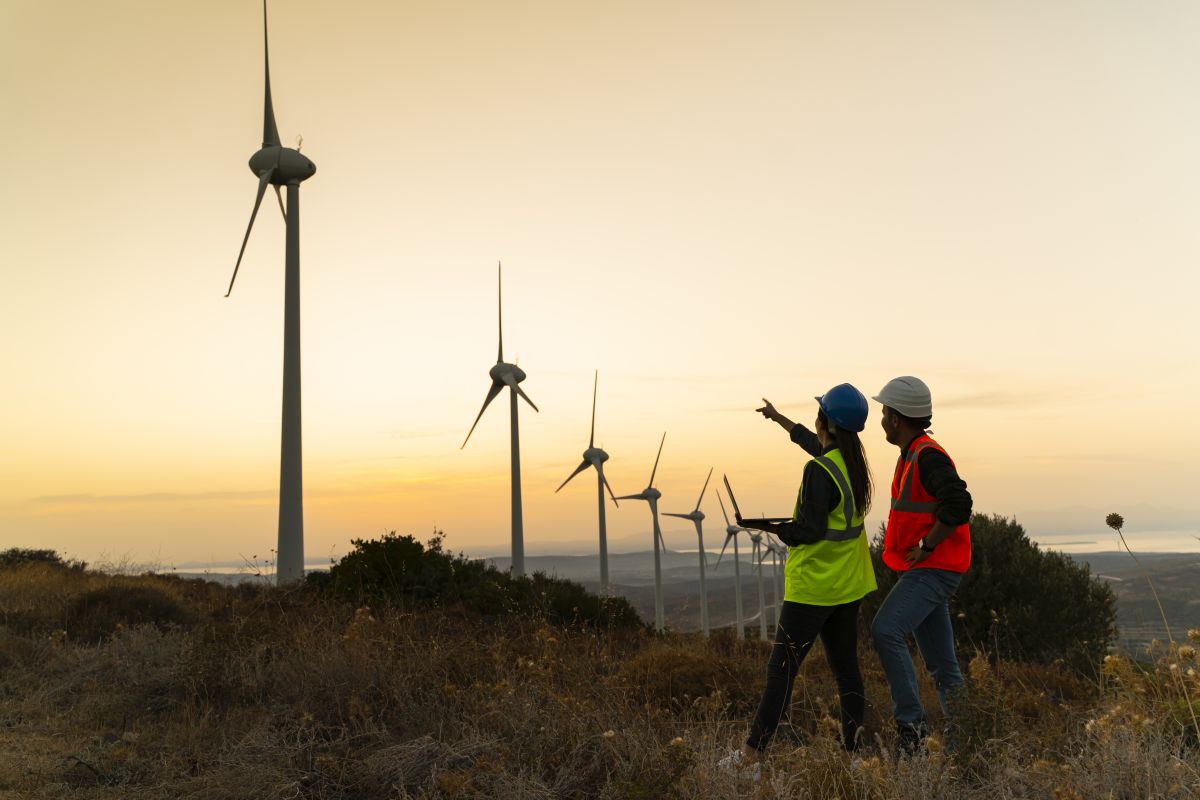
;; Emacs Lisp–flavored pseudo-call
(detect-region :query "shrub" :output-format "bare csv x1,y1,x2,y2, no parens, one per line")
0,548,86,571
309,531,644,630
64,582,193,642
863,514,1117,672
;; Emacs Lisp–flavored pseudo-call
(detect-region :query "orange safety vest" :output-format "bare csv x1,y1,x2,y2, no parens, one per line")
883,434,971,573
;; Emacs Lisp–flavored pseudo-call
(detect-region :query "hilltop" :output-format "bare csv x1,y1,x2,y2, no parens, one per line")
0,541,1197,799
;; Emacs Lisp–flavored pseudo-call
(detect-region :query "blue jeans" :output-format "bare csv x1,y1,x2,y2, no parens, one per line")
870,568,963,727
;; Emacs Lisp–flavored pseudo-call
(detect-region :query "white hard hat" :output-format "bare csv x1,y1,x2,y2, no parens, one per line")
872,376,932,418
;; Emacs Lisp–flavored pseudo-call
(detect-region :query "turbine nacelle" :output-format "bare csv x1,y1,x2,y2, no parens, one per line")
584,446,609,465
490,362,527,384
249,146,316,184
643,487,662,501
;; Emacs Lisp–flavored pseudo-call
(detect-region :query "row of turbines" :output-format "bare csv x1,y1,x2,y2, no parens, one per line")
224,3,787,638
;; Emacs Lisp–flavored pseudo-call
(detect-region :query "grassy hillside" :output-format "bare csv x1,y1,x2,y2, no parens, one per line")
0,552,1197,798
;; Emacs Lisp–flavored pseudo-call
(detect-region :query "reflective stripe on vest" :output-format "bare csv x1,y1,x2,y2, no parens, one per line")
813,456,864,540
889,444,939,513
793,449,864,541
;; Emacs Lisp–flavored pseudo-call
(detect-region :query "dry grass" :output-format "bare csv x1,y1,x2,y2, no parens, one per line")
0,563,1197,799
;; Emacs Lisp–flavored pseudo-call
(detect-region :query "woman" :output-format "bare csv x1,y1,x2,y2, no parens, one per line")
730,383,877,763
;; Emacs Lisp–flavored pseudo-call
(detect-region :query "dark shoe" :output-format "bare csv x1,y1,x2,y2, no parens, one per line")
896,721,930,759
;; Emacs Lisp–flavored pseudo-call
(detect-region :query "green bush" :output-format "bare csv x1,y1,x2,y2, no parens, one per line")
308,531,644,630
863,514,1116,672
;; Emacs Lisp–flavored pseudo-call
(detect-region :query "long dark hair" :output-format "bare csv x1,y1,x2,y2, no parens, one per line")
818,410,873,517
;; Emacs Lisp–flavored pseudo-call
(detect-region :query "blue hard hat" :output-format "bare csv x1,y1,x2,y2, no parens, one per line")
814,383,869,432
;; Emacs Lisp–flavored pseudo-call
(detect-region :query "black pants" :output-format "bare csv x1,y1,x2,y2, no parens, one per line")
746,599,865,752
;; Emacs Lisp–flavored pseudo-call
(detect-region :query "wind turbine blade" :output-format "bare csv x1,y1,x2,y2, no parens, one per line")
274,184,287,222
516,386,539,412
226,168,275,297
716,491,732,527
261,0,280,148
589,369,598,448
556,460,591,492
694,466,713,512
614,493,644,501
502,373,540,412
715,533,732,567
662,512,691,520
600,470,620,507
648,431,666,488
710,532,729,568
461,381,504,449
496,261,503,363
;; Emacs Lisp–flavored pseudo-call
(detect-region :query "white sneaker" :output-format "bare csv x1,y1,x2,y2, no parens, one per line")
717,748,761,781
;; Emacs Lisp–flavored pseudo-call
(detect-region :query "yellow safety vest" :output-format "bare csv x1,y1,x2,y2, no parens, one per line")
784,448,877,606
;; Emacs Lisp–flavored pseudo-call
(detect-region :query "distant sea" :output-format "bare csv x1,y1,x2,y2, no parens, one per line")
1032,529,1199,554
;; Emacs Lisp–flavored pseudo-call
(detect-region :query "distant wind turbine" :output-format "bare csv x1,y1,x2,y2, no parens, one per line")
663,467,714,637
616,433,668,632
760,535,787,631
224,0,317,584
749,531,768,640
461,263,539,578
715,491,751,640
555,370,620,594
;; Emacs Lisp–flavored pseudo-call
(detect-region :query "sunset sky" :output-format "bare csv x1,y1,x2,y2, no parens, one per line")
2,0,1198,568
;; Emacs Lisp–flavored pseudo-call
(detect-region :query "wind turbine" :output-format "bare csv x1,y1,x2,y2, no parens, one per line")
462,263,539,578
224,0,317,584
663,467,714,637
555,370,619,594
715,491,752,640
615,433,668,632
760,535,787,631
749,531,768,640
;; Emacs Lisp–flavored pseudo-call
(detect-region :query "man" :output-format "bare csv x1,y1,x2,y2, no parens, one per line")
870,376,972,756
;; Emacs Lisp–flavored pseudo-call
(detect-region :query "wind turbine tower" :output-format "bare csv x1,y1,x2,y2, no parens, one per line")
749,531,768,640
555,371,620,594
663,467,714,636
765,536,787,629
225,0,317,584
616,433,668,632
462,263,539,578
715,491,752,639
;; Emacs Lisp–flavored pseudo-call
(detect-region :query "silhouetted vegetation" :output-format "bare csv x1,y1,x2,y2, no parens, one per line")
307,530,645,630
64,583,193,643
0,547,86,571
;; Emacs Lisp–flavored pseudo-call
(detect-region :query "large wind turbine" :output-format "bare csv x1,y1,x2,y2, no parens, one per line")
555,371,619,594
616,433,668,632
462,263,539,578
715,491,751,639
225,0,317,585
663,467,714,637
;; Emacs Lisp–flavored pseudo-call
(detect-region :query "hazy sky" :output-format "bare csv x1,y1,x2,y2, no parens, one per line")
2,0,1198,566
